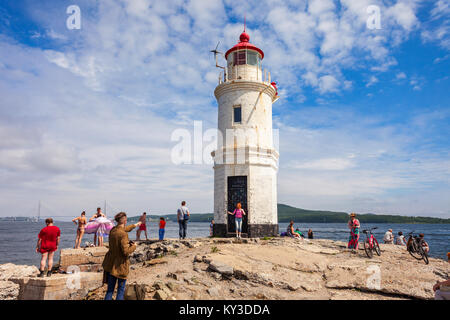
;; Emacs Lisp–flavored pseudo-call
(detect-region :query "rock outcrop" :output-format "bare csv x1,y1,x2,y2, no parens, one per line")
2,237,448,300
0,263,39,300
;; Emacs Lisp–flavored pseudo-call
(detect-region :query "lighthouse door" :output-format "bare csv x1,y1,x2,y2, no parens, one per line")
227,176,248,235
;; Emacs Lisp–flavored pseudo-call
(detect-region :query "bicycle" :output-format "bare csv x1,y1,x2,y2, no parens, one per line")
407,232,429,265
363,227,381,258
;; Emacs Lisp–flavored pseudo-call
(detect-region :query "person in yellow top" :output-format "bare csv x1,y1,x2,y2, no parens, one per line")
102,212,142,300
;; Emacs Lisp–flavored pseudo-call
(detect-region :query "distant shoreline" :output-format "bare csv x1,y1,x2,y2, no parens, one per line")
1,203,449,224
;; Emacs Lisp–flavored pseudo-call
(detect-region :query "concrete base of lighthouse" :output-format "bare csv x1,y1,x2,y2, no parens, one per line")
213,223,278,238
211,146,279,239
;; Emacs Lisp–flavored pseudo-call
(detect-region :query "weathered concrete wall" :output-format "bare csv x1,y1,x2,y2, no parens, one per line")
59,246,108,272
11,272,103,300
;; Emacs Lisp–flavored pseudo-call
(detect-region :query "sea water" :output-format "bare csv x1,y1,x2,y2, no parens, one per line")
0,221,448,266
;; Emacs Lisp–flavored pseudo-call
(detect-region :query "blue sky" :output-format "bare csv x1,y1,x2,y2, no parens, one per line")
0,0,449,218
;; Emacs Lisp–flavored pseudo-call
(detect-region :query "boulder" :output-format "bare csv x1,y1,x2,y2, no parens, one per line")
0,263,39,280
208,261,233,276
154,289,168,300
0,280,20,300
207,287,219,296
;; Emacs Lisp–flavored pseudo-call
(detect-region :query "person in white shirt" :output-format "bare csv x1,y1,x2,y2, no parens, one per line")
395,231,406,246
177,201,190,239
383,229,394,244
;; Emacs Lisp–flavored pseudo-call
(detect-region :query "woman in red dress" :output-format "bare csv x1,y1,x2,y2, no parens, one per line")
36,218,61,277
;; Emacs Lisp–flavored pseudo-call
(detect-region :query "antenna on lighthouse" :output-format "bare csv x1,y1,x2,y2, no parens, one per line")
210,41,226,79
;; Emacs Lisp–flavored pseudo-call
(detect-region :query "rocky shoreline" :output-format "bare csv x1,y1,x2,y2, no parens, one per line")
1,237,448,300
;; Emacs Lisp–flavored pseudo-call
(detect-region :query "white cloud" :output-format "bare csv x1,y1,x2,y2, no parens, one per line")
0,0,448,218
396,72,407,79
366,75,379,87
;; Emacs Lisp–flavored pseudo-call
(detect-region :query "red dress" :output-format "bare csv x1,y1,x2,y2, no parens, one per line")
38,226,61,253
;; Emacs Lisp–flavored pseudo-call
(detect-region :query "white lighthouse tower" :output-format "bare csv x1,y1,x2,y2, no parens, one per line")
211,27,279,237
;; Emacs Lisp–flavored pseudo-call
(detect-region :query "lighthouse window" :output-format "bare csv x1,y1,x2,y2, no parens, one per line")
233,106,242,123
234,51,246,65
247,51,258,66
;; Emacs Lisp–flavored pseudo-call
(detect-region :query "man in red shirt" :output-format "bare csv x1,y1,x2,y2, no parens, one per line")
36,218,61,277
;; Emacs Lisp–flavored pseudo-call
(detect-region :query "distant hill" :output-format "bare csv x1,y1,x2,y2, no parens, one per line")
276,204,450,224
126,204,450,224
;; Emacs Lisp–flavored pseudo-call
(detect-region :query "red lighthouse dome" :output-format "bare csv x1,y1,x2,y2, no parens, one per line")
225,31,264,60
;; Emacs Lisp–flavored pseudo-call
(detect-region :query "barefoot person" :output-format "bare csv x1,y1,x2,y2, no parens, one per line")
102,212,141,300
348,213,360,252
86,207,114,247
136,212,148,241
36,218,60,277
72,211,87,249
228,203,246,238
89,208,105,246
286,220,300,239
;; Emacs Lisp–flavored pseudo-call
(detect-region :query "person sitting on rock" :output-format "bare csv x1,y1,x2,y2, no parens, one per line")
434,253,450,300
383,229,394,244
395,231,406,246
210,219,215,237
287,221,300,238
295,228,304,238
419,233,429,254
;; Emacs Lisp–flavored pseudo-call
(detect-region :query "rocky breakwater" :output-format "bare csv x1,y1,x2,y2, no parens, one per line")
2,237,448,300
0,247,108,300
85,237,449,300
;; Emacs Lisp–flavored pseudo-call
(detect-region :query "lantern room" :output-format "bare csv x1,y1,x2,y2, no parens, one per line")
224,31,264,82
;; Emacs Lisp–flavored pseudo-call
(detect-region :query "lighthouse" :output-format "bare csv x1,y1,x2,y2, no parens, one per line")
211,27,279,238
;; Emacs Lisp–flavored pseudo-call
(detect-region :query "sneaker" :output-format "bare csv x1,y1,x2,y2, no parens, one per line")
38,270,45,278
47,270,52,277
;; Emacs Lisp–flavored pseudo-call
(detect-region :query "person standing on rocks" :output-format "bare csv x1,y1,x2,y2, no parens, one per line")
383,229,394,244
159,217,166,241
36,218,60,277
72,211,87,249
88,207,106,247
136,212,148,241
347,213,360,252
102,212,141,300
228,202,246,238
177,201,190,239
